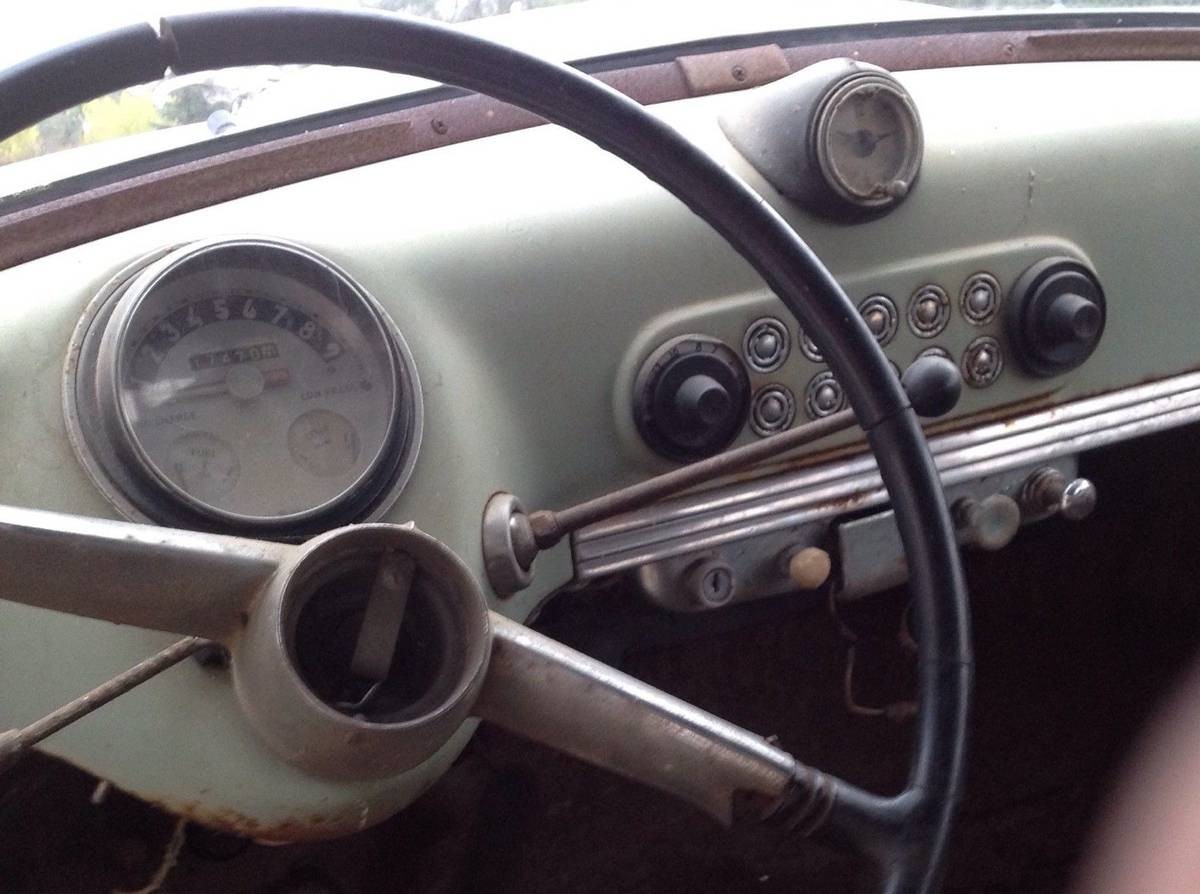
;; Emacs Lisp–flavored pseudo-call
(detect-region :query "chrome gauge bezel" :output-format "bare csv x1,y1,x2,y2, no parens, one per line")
811,72,923,211
64,237,423,537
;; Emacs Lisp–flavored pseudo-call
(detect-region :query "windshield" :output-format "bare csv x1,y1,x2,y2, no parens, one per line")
0,0,1195,200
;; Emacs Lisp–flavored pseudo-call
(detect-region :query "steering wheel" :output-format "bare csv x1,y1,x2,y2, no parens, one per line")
0,9,971,893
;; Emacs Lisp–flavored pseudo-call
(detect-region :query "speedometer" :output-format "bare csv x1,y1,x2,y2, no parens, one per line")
66,238,422,535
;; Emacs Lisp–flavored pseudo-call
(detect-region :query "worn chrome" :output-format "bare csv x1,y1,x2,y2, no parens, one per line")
961,335,1004,388
1060,477,1099,520
798,327,824,362
749,384,796,436
475,613,801,825
1021,466,1098,521
907,283,950,337
575,371,1200,580
482,492,536,596
959,271,1001,325
805,371,846,419
859,294,898,346
742,317,789,373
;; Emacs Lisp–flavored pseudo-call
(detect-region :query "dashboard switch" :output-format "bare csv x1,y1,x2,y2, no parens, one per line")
634,335,750,462
1021,467,1098,521
1009,257,1106,376
901,354,962,418
785,546,832,591
674,374,731,427
953,494,1021,551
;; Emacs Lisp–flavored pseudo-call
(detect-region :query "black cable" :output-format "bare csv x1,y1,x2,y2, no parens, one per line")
0,25,168,141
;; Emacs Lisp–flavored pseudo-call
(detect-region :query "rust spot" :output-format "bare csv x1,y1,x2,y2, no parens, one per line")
143,797,361,843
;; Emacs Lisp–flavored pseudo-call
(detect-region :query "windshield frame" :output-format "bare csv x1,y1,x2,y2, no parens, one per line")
1,9,1198,250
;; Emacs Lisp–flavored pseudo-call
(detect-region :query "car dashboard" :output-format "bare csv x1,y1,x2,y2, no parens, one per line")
1,52,1199,841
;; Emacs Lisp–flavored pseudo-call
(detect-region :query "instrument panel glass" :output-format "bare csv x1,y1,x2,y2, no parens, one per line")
69,238,421,532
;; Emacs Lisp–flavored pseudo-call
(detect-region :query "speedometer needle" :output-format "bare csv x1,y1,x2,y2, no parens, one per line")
170,366,291,402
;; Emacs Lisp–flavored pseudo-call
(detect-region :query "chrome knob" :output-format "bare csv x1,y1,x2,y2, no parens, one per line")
1059,477,1098,521
953,494,1021,551
1021,467,1097,521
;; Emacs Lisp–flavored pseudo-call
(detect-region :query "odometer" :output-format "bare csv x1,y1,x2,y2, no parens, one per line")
66,238,422,534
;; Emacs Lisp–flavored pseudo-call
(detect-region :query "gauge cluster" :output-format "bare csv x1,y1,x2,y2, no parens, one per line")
65,238,422,536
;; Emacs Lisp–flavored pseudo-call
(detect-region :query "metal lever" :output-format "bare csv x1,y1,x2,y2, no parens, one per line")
483,354,963,595
0,636,209,773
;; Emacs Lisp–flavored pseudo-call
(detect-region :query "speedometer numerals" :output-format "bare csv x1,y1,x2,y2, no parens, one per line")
131,295,342,383
67,238,422,535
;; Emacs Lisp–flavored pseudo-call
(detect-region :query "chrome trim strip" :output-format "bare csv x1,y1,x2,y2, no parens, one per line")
574,370,1200,579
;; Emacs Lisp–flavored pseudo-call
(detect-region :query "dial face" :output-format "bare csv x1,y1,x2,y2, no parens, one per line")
95,241,416,527
814,76,922,208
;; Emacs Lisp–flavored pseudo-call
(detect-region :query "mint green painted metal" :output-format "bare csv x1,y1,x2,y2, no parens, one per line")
0,60,1198,836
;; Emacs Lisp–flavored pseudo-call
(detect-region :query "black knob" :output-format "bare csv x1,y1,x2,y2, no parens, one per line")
1045,292,1102,346
674,374,732,427
634,336,750,462
1009,257,1106,377
901,354,962,418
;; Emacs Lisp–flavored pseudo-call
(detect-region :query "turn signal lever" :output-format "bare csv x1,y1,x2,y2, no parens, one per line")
483,354,962,595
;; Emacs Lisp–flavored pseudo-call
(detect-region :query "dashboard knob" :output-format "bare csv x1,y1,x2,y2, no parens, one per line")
953,494,1021,551
674,374,732,427
785,546,832,590
1021,467,1098,521
1045,291,1103,346
901,354,962,418
633,335,751,462
1009,257,1106,376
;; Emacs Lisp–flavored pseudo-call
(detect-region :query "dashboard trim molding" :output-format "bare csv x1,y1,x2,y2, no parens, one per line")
573,370,1200,579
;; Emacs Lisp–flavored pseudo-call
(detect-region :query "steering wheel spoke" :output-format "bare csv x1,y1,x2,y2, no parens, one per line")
0,504,286,640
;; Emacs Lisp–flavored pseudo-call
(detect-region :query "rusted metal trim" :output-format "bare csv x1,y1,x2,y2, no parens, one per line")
2,26,1199,272
677,44,790,95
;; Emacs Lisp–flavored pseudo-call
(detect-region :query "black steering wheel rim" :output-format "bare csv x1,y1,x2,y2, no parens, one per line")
0,9,971,892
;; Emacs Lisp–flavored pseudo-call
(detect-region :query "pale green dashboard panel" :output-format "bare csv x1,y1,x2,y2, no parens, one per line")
0,60,1197,837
